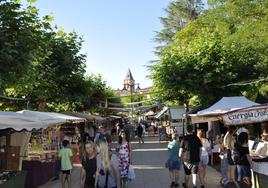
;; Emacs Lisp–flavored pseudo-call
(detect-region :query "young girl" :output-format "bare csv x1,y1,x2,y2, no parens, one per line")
80,141,97,188
118,130,131,188
96,141,120,188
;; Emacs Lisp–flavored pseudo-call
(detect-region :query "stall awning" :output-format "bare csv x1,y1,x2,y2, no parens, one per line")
222,104,268,125
170,107,186,120
190,96,260,124
18,110,85,124
0,112,50,131
197,96,259,116
61,111,106,122
155,107,169,119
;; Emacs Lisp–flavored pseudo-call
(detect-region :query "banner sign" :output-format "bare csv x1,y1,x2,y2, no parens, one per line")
222,107,268,125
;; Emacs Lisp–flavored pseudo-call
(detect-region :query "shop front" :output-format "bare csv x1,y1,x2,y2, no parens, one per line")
190,97,268,188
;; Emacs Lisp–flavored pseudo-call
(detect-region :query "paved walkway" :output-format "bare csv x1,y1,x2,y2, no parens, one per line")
40,137,222,188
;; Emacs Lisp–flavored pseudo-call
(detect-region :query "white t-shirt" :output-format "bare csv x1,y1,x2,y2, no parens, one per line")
201,138,210,156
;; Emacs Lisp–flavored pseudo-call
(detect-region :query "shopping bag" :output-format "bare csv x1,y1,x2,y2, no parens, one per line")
128,165,135,181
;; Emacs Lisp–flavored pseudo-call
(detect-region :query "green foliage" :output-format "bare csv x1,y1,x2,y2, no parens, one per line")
0,0,52,90
0,0,114,112
151,0,268,108
154,0,203,49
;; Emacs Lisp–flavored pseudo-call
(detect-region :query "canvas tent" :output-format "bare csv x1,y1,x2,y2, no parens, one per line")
155,106,186,120
18,110,85,124
62,111,105,122
155,107,169,119
0,111,49,131
190,96,259,124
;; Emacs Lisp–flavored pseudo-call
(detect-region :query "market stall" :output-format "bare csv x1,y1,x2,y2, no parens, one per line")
221,105,268,188
0,111,53,188
0,110,85,188
190,96,268,188
190,97,260,163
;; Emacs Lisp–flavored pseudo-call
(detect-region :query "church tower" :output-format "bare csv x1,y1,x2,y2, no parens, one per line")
123,69,135,92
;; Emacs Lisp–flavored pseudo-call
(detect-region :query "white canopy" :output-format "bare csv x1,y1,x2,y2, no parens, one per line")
170,107,186,120
18,110,85,124
190,96,259,124
0,110,86,131
61,111,106,122
0,111,49,131
197,97,259,116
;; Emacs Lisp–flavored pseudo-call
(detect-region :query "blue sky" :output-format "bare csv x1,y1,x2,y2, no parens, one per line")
27,0,172,89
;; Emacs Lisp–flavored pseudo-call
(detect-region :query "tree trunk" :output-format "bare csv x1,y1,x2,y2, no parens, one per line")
184,101,190,126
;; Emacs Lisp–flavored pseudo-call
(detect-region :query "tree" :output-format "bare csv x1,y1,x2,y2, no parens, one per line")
151,0,268,108
154,0,203,50
0,0,114,112
0,0,52,91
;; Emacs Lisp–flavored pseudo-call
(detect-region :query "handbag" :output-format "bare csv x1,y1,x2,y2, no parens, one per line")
128,165,135,181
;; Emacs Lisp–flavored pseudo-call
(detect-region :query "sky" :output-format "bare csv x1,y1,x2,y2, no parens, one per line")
26,0,172,89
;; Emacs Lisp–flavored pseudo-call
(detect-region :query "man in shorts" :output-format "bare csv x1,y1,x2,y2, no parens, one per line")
59,140,73,188
179,125,202,188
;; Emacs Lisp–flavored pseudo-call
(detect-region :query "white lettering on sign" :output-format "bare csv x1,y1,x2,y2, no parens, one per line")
222,108,268,125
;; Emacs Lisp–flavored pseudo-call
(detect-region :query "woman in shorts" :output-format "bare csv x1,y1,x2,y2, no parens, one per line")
197,129,211,188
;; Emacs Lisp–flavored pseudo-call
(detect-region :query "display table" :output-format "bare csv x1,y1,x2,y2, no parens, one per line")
22,160,55,188
252,161,268,188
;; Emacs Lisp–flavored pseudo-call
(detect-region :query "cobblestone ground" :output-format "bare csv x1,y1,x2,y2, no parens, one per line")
40,137,222,188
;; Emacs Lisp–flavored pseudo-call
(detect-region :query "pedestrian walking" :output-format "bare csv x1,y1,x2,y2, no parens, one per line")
80,141,97,188
234,132,252,187
159,126,166,142
219,134,228,186
179,125,202,188
117,129,131,188
166,133,181,188
95,125,112,144
197,129,211,188
136,123,144,144
223,125,237,182
96,141,120,188
59,140,73,188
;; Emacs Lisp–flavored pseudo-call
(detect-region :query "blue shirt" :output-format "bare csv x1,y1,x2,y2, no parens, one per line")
168,140,180,161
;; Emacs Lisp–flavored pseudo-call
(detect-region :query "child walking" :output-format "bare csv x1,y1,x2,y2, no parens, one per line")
59,140,73,188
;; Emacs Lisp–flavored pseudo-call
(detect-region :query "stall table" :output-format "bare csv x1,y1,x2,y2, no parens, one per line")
22,160,55,188
252,160,268,188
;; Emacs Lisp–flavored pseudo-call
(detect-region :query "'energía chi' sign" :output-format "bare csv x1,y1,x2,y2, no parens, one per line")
222,108,268,125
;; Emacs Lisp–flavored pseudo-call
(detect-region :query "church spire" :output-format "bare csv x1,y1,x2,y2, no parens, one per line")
125,69,134,81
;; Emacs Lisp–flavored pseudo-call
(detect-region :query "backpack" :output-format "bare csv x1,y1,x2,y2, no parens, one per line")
231,148,240,165
231,143,241,165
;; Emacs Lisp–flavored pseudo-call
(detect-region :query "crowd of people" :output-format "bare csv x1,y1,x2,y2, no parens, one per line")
57,123,132,188
166,124,253,188
56,119,255,188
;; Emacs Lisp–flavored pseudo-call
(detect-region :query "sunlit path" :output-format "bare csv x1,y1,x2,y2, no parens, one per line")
40,137,222,188
128,137,222,188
